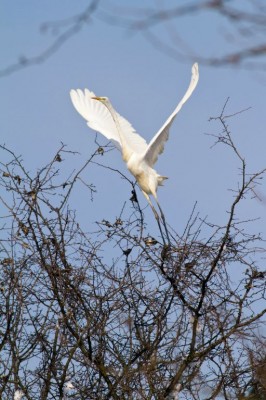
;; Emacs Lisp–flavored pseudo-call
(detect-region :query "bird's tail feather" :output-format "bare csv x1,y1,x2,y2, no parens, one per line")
158,176,168,186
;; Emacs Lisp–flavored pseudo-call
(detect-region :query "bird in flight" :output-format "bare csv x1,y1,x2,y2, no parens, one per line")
70,63,198,200
70,63,199,240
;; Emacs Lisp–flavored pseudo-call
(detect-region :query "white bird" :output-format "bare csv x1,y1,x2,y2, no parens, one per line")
70,63,199,203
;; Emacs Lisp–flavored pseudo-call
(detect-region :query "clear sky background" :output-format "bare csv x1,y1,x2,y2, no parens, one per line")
1,0,266,240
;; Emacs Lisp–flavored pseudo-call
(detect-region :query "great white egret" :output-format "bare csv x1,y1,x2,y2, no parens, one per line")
70,63,199,240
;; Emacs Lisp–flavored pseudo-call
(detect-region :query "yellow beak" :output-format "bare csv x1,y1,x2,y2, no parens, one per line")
92,96,104,100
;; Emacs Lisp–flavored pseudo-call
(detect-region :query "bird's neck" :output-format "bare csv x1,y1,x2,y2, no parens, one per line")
103,101,130,162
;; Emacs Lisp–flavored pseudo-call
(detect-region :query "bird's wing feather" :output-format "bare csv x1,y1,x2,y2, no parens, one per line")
70,88,148,154
144,63,199,167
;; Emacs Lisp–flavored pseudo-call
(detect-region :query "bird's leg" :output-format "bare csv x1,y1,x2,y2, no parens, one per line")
155,198,171,244
142,191,166,245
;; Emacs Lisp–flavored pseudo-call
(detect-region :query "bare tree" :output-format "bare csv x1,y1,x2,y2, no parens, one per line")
105,0,266,70
2,0,266,78
243,337,266,399
0,104,265,399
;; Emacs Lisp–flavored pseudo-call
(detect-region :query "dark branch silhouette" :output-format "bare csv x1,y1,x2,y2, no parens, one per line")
0,104,266,399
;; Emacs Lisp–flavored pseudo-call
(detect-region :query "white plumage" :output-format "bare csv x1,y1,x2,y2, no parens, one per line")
70,63,199,202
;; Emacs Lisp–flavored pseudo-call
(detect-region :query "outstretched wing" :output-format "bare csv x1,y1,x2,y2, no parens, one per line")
144,63,199,167
70,88,148,154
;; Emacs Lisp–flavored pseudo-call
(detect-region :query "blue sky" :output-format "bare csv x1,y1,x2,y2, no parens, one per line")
1,0,266,238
